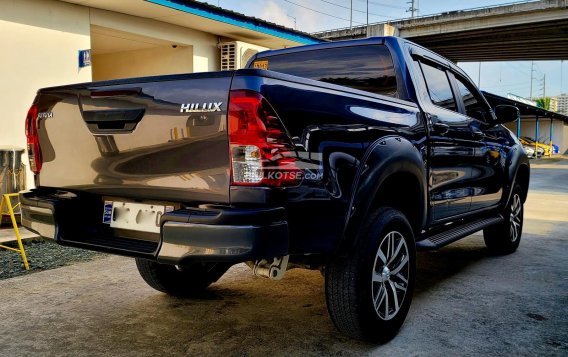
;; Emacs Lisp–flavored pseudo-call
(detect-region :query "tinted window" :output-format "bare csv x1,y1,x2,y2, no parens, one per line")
455,76,489,122
250,45,398,97
420,63,457,111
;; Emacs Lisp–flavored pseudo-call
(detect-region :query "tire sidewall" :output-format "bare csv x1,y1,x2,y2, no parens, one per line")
484,184,524,254
355,208,416,342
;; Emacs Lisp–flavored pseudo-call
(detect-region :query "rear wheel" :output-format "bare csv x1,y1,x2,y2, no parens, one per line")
483,184,524,255
325,208,416,342
135,258,231,297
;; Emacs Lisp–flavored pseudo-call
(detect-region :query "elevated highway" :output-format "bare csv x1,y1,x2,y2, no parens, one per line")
314,0,568,62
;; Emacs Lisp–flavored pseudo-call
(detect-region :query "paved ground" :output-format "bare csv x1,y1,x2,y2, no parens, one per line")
0,159,566,356
0,226,37,244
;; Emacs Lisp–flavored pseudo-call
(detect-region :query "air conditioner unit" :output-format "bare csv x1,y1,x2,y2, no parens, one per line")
219,41,268,70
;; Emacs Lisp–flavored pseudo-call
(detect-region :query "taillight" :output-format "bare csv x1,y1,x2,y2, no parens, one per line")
228,90,301,187
25,103,42,174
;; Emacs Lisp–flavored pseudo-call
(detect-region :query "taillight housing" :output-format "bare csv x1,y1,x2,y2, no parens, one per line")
25,103,42,174
228,90,301,187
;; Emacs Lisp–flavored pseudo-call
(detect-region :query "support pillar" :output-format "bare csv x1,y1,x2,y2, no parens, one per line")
535,116,539,157
550,118,554,156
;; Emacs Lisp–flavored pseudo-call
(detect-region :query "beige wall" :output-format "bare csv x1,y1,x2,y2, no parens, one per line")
93,46,193,81
0,0,92,190
90,8,219,73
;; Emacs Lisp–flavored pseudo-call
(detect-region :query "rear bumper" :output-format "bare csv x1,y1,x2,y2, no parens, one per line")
20,189,288,265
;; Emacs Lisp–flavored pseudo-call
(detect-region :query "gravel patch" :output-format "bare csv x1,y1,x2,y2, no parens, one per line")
0,238,104,280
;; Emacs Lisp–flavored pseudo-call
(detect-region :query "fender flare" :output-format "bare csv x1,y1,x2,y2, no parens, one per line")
338,136,427,253
503,145,530,207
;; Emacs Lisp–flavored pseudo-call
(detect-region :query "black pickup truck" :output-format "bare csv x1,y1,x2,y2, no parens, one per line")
21,37,529,342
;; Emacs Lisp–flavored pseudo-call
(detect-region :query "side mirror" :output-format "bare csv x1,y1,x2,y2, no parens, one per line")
494,105,519,124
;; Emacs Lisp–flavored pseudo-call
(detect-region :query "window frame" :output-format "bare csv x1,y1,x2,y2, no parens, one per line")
448,71,494,124
417,60,459,114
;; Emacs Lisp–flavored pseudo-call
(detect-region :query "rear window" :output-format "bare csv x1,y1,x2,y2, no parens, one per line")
250,45,398,97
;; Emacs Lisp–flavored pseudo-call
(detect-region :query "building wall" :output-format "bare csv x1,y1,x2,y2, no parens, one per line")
89,8,219,73
93,46,193,81
0,0,92,190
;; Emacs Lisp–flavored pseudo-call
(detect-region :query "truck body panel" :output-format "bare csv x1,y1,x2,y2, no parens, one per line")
21,36,529,264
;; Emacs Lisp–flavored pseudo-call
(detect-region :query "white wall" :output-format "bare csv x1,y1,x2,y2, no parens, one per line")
0,0,92,190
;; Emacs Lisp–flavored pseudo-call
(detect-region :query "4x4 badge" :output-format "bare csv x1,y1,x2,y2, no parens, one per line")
180,102,222,113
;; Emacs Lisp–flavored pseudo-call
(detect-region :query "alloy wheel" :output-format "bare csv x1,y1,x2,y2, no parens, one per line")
371,231,410,320
510,193,522,242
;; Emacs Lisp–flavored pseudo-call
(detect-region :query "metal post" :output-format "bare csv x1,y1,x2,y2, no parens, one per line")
350,0,353,31
550,118,554,156
517,110,521,138
366,0,369,35
535,116,539,157
530,61,534,99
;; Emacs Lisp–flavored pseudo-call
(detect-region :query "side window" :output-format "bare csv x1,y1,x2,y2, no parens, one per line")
454,76,490,122
419,62,457,112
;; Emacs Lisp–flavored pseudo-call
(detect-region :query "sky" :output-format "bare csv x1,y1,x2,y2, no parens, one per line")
204,0,567,99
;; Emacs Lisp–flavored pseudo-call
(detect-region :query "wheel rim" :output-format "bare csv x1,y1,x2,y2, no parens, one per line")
509,193,522,242
371,231,410,321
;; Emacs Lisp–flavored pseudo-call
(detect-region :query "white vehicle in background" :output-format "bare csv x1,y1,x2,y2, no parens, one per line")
522,145,536,158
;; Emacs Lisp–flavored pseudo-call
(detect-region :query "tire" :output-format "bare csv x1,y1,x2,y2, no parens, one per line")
325,208,416,342
135,258,231,297
483,184,524,255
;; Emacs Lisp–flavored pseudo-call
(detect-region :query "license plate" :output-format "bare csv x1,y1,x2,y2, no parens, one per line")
103,201,173,233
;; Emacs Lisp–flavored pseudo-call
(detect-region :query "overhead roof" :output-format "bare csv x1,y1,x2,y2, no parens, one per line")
60,0,323,48
483,91,568,123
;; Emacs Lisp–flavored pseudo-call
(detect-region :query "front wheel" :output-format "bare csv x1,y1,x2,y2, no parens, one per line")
135,259,231,297
325,208,416,342
483,184,524,255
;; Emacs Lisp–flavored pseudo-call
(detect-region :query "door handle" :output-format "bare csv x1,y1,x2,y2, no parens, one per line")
432,122,450,135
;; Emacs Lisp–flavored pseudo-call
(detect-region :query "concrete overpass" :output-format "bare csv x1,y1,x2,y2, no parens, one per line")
314,0,568,62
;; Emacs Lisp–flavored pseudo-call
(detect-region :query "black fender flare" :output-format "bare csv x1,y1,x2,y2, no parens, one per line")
502,144,530,207
338,136,427,254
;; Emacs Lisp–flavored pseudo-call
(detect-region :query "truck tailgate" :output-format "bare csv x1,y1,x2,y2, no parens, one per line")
33,73,232,204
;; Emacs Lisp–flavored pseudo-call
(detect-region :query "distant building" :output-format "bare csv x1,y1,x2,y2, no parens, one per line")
549,97,559,112
555,94,568,115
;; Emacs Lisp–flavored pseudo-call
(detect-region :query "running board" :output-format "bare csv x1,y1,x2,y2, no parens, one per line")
416,215,503,251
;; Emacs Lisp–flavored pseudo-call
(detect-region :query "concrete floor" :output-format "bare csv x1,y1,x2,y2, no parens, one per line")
0,159,566,356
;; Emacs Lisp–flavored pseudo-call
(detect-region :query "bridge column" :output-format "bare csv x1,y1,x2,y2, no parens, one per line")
367,24,399,37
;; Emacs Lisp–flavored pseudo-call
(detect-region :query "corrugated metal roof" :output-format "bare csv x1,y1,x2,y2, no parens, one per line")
483,91,568,123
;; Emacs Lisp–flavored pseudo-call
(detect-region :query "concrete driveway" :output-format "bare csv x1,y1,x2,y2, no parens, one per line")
0,159,567,356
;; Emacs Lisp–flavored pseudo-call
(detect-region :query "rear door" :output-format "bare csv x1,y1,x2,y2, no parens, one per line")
35,73,233,203
414,59,477,221
451,73,505,211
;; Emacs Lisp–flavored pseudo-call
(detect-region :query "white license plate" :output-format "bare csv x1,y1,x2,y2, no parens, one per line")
103,201,173,233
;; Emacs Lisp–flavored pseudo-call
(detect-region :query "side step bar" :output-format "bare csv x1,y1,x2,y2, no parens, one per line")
416,215,503,251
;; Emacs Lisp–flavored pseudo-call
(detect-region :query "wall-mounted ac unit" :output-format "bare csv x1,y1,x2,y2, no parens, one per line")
219,41,268,70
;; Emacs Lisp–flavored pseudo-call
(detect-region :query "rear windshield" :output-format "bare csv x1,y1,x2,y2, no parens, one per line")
250,45,398,97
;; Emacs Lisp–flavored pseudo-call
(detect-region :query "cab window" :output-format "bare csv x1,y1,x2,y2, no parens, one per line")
250,45,398,97
454,76,490,122
419,62,457,112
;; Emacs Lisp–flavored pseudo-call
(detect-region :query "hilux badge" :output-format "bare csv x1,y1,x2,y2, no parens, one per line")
180,102,222,113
